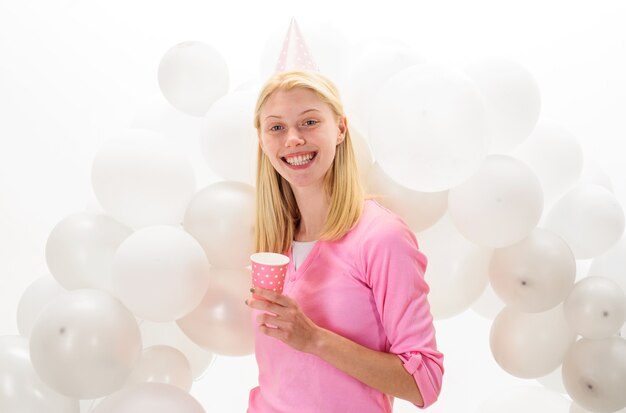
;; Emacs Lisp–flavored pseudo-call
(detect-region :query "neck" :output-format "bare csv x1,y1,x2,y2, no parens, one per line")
291,184,330,242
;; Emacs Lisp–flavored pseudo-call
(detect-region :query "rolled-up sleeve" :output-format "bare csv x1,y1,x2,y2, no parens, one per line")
360,213,444,409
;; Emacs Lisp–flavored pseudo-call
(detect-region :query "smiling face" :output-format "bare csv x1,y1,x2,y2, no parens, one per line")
258,87,346,191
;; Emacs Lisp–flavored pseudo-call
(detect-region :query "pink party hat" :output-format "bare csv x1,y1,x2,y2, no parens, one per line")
275,18,319,73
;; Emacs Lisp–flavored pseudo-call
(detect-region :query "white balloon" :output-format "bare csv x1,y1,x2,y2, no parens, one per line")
199,90,258,185
126,345,192,392
448,155,544,248
588,237,626,297
489,228,576,312
112,225,210,322
17,275,68,338
158,41,229,117
513,119,583,206
477,386,570,413
91,129,196,228
471,283,505,320
29,289,142,399
417,214,491,319
464,57,541,153
183,181,255,269
490,305,576,378
92,383,205,413
177,267,254,356
140,321,215,380
45,212,132,291
365,162,448,233
562,337,626,413
564,276,626,339
346,42,425,133
369,63,490,192
545,184,625,259
0,335,79,413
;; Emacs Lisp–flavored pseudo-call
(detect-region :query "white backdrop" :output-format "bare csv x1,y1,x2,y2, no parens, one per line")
1,1,625,412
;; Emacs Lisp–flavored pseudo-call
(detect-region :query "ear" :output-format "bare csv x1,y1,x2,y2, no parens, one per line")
337,115,347,144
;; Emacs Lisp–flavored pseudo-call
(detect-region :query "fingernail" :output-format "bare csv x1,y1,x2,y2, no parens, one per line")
245,299,248,306
250,287,255,293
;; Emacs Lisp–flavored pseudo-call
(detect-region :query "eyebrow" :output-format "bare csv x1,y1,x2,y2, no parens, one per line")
264,108,321,121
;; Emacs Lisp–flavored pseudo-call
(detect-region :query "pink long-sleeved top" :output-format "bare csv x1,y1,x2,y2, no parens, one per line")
248,199,444,412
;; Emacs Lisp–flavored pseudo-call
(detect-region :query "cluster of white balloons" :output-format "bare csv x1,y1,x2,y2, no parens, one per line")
2,23,626,413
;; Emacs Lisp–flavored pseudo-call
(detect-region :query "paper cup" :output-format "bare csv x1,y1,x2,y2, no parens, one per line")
250,252,289,300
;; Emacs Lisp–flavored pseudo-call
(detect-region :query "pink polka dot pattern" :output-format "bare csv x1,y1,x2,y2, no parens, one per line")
251,261,288,300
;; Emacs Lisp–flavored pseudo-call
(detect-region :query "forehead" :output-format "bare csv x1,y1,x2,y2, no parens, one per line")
261,87,330,116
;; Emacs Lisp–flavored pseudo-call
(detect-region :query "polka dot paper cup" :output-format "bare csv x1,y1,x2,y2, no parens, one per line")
250,252,290,300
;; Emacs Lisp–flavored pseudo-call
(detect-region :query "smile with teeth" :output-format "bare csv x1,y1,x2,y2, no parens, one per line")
283,152,317,166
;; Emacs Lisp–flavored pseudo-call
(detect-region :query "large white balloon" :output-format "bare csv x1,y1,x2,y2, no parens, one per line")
158,41,229,117
588,237,626,296
45,212,132,291
369,63,490,192
29,289,142,399
112,225,210,322
183,181,255,269
417,214,491,319
177,267,254,356
91,129,196,228
489,228,576,312
545,184,625,259
477,386,570,413
125,345,192,392
562,337,626,413
448,155,544,248
0,335,79,413
490,305,576,378
464,57,541,153
139,321,215,380
92,383,205,413
563,276,626,339
199,90,258,185
346,42,425,133
365,162,448,233
17,275,67,338
513,119,583,206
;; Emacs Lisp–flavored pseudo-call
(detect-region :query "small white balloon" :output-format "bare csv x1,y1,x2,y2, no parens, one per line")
140,321,215,380
158,41,229,117
564,276,626,339
200,90,258,185
45,212,132,291
545,184,625,259
490,305,576,378
112,225,210,322
91,129,196,229
0,336,79,413
489,228,576,312
464,57,541,153
17,275,68,338
29,289,142,399
448,155,544,248
513,119,583,206
562,337,626,413
177,267,254,356
588,237,626,297
126,345,192,392
417,214,491,319
92,382,205,413
365,162,448,233
369,63,490,192
183,181,255,269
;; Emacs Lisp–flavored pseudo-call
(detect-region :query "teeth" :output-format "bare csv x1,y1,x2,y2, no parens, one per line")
285,153,314,165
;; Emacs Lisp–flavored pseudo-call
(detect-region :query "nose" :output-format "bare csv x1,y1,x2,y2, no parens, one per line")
284,129,305,147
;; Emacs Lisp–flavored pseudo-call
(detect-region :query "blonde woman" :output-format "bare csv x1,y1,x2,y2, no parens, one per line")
246,70,443,412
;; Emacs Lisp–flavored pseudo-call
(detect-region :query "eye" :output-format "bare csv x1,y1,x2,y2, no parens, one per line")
304,119,318,126
269,125,284,132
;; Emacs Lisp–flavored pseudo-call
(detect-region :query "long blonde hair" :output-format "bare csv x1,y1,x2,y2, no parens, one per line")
253,70,364,253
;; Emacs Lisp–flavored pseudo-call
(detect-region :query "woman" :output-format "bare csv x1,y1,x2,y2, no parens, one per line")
246,70,443,412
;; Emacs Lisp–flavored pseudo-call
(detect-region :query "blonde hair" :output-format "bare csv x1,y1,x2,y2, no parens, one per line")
253,70,364,253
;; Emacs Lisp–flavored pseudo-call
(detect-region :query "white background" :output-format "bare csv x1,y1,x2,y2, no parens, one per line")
1,1,625,412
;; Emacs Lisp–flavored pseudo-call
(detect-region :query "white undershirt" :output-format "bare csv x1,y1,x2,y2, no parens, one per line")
292,240,317,270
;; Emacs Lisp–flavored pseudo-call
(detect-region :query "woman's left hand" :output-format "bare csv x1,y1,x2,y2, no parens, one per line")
246,287,323,354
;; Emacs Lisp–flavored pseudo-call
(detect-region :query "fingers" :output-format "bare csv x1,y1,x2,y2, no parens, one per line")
249,287,292,307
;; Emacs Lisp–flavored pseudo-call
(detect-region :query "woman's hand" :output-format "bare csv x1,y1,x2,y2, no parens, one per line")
246,287,323,354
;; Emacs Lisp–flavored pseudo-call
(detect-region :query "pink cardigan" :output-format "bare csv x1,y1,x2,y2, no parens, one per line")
248,199,444,412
